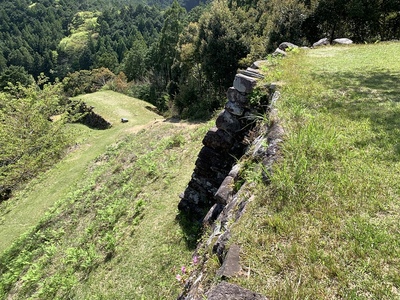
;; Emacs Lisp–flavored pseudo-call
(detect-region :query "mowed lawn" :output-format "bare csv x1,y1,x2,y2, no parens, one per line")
233,43,400,299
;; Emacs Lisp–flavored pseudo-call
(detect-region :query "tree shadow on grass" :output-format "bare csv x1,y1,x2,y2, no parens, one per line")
313,70,400,160
175,211,203,250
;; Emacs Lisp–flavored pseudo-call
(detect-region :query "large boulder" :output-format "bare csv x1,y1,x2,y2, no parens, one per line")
333,38,353,45
279,42,299,51
313,38,329,47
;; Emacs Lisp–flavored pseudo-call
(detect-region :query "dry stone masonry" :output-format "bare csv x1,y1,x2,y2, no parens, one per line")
178,59,284,299
178,63,272,222
69,100,112,129
178,38,352,298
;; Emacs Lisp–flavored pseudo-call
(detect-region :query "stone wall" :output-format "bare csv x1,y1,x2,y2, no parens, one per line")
69,100,112,130
178,63,272,221
177,61,284,299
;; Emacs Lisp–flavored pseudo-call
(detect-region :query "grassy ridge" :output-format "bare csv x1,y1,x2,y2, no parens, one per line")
233,43,400,299
0,90,208,298
0,91,162,254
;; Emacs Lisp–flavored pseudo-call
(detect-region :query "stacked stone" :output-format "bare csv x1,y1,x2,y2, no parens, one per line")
71,101,112,130
177,60,285,300
178,63,269,221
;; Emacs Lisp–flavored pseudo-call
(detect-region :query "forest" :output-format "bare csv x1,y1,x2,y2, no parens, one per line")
1,0,400,109
1,0,400,199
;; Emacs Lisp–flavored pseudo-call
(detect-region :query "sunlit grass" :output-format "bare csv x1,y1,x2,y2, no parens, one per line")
232,42,400,299
0,109,207,299
0,91,160,253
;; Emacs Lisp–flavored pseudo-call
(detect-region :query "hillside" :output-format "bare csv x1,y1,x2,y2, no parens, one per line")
0,90,206,299
1,42,400,299
0,91,163,253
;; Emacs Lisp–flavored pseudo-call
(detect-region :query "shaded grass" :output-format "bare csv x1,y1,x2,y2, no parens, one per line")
231,43,400,299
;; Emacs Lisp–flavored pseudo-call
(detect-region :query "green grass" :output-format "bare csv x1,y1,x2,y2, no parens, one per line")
231,42,400,299
0,91,162,253
2,44,399,299
0,90,208,299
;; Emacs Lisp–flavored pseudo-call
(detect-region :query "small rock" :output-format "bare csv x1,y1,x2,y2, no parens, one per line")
272,48,287,56
252,136,268,159
239,69,264,79
121,118,129,123
246,67,261,74
213,230,231,261
203,203,224,226
250,60,268,69
228,164,241,179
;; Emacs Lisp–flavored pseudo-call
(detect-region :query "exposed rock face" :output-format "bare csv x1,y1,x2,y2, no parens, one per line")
333,38,353,45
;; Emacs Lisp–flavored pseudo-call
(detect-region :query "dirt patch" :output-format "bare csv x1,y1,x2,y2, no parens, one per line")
123,118,200,134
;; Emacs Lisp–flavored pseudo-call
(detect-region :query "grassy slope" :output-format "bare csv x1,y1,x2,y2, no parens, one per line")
2,43,399,299
0,90,163,254
232,43,400,299
0,90,208,299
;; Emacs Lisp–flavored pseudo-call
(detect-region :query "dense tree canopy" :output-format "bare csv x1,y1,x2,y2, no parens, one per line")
1,0,398,101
